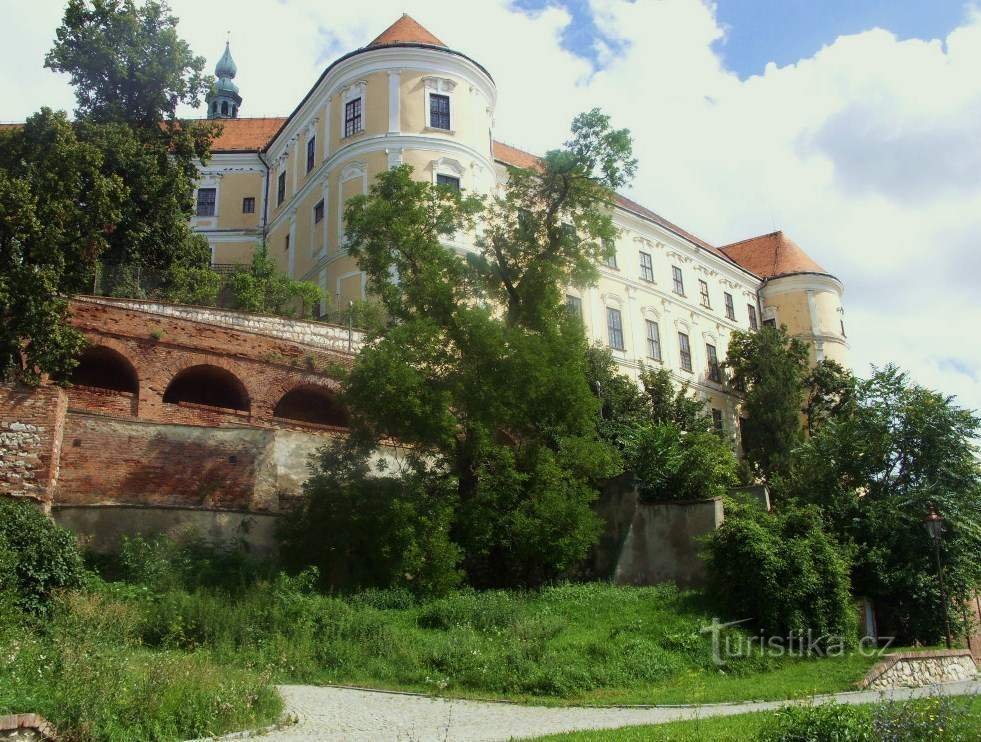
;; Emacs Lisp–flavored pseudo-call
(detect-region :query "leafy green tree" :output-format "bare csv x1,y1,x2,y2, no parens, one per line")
788,365,981,643
584,346,649,451
640,366,712,433
725,325,809,483
802,359,856,436
334,111,634,587
45,0,210,125
629,423,739,502
227,245,321,318
705,500,856,641
0,110,123,383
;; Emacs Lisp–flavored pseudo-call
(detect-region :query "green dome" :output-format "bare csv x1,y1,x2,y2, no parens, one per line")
215,42,237,79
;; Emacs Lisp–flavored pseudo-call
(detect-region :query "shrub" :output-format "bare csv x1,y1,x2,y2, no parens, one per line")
279,444,462,596
705,501,855,641
628,422,739,502
758,701,872,741
872,694,975,741
0,497,83,614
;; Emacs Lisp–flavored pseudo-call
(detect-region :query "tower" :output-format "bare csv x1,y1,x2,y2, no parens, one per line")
206,41,242,119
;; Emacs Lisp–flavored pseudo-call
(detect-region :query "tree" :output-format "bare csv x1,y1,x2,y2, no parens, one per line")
331,111,635,587
724,325,809,483
788,365,981,644
0,110,123,384
640,366,712,433
629,423,739,503
227,245,321,318
803,359,855,436
45,0,210,125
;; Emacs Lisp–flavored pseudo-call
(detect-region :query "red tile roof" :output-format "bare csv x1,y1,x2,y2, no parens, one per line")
209,117,287,152
492,141,743,269
719,231,827,278
368,14,445,48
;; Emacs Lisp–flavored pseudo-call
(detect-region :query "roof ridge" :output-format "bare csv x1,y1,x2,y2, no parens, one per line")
720,230,783,250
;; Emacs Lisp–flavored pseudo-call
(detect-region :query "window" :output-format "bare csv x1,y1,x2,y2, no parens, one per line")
699,280,711,308
242,196,255,214
220,101,228,116
566,294,582,319
277,172,286,205
724,292,735,320
314,199,324,224
645,320,662,361
284,233,290,253
429,93,451,130
840,319,846,337
603,246,618,269
195,188,216,217
763,318,776,328
344,98,362,137
678,332,692,371
436,173,460,190
639,252,654,282
747,304,759,330
607,308,625,351
306,137,316,173
672,265,685,295
712,408,724,434
706,343,721,382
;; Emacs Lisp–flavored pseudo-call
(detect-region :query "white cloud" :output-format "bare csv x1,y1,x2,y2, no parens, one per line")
1,0,979,411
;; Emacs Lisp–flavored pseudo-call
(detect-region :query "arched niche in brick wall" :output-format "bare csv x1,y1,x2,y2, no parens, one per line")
273,385,348,428
69,345,139,393
163,364,250,412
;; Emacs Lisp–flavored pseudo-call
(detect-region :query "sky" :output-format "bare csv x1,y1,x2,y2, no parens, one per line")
1,0,980,413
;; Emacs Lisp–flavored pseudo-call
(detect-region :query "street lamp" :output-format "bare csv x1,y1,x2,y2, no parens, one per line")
924,506,953,649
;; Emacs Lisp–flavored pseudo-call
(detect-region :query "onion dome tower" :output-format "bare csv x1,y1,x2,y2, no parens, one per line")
206,41,242,119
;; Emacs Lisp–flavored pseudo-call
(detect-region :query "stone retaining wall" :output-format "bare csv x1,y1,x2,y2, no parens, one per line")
860,649,977,689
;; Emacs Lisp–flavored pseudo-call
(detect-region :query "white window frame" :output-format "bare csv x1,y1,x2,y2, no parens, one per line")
423,76,457,132
341,81,367,138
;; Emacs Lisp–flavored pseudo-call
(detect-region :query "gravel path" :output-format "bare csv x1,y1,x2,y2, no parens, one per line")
255,679,981,741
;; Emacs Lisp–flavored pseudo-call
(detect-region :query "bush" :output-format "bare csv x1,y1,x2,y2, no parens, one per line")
705,501,855,641
0,497,83,614
758,702,872,741
872,694,975,741
628,422,739,502
279,443,462,596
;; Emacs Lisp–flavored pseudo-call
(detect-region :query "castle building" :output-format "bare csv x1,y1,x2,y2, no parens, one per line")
192,15,848,434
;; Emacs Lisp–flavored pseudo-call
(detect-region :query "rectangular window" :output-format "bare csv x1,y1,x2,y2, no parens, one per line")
344,98,362,137
678,332,693,372
712,408,724,434
724,292,735,320
699,279,711,308
607,307,625,351
645,320,662,361
195,188,216,217
430,93,451,130
747,304,759,330
566,294,582,319
314,199,324,224
763,318,776,328
436,173,460,190
277,172,286,205
706,343,721,382
306,137,316,173
242,196,255,214
672,265,685,295
639,252,654,282
840,319,846,337
284,233,290,253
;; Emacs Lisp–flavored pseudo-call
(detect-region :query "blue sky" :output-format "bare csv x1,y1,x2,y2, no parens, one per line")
513,0,968,76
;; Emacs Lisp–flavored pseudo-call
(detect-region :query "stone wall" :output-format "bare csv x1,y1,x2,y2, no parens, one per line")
76,295,364,353
0,385,67,505
612,498,724,589
860,650,977,689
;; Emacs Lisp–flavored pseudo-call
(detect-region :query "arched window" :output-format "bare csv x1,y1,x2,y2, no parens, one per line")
221,101,228,116
211,102,218,115
232,105,237,117
273,385,348,427
163,365,249,412
69,345,138,394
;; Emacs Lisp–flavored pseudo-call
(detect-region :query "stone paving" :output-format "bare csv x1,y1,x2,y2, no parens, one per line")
254,679,981,741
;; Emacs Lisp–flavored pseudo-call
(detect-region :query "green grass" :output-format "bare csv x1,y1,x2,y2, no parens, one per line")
533,695,981,740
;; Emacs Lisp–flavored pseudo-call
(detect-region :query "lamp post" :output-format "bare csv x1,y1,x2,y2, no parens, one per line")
924,507,953,649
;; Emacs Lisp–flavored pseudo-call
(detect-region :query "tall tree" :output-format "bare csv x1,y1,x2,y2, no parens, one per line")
334,111,635,587
788,366,981,643
0,110,123,384
45,0,210,125
724,325,809,484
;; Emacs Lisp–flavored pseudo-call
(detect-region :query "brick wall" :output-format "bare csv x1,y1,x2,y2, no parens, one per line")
0,384,67,504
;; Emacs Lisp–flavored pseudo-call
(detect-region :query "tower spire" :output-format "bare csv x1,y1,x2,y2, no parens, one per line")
206,37,242,119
